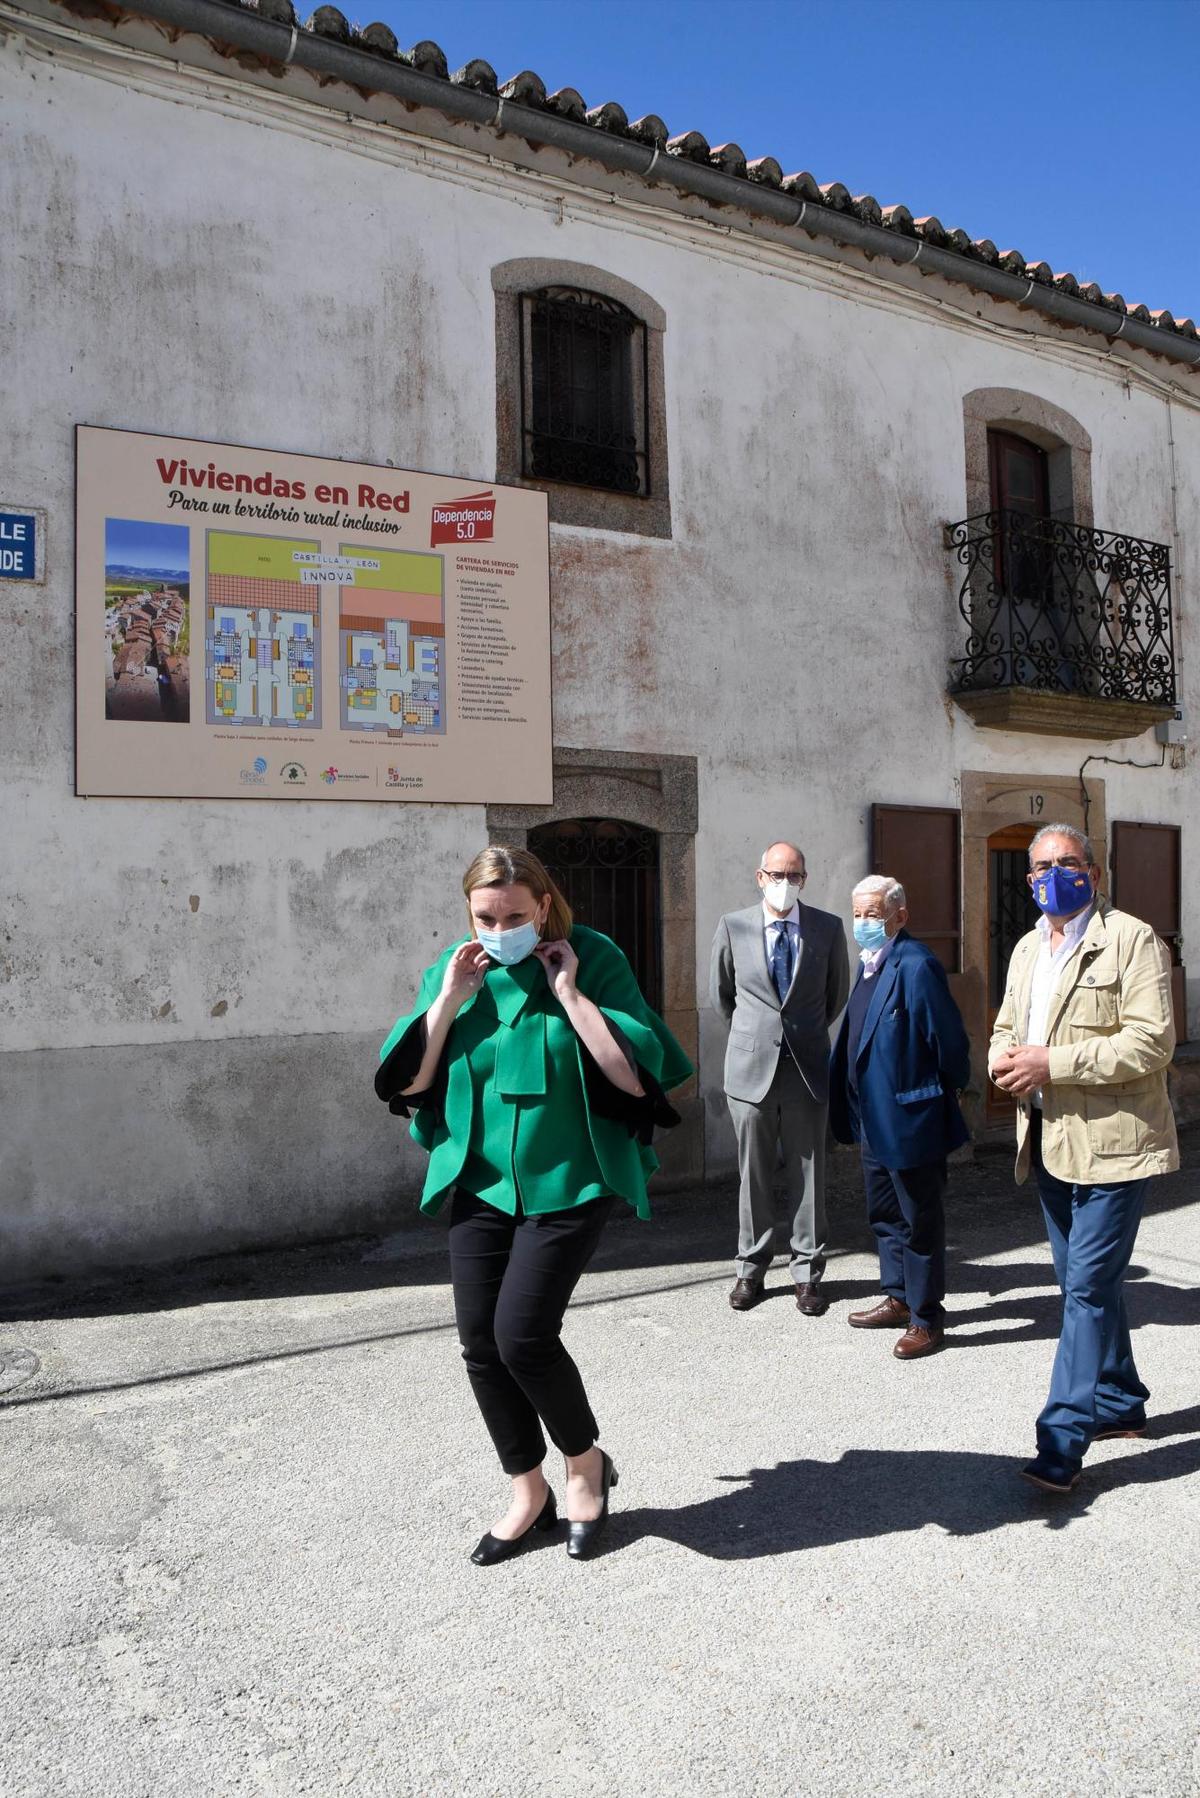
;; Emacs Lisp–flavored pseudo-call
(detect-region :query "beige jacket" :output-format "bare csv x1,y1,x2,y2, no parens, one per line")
988,899,1178,1185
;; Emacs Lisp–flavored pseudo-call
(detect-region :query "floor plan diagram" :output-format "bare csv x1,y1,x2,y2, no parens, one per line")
338,545,445,735
205,531,321,728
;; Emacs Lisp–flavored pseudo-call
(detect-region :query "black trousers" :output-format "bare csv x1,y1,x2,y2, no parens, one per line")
447,1189,614,1476
860,1143,947,1329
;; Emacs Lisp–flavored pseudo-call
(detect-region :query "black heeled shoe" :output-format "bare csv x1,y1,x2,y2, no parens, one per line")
566,1450,619,1561
469,1487,558,1566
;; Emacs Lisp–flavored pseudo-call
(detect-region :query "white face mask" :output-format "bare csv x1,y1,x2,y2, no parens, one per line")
475,920,541,966
762,877,801,913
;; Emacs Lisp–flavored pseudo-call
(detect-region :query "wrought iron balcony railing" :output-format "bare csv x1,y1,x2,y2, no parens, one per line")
947,509,1175,706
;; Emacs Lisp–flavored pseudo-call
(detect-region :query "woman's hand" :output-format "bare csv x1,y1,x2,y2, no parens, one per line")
440,941,490,1010
534,938,578,1003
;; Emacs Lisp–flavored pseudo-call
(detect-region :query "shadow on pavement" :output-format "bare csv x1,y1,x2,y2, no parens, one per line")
2,1145,1195,1339
608,1402,1200,1559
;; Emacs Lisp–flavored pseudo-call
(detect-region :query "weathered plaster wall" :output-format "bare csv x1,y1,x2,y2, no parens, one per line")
2,20,1197,1279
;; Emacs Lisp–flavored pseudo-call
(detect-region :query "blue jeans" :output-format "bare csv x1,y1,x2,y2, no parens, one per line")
1031,1113,1150,1468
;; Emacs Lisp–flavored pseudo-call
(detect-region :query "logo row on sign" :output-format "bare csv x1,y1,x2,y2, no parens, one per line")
238,760,419,790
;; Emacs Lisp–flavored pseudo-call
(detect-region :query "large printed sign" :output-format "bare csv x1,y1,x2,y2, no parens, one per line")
75,427,552,802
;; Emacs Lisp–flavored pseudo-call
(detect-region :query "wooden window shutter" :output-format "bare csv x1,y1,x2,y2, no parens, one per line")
870,804,961,972
1111,821,1187,1043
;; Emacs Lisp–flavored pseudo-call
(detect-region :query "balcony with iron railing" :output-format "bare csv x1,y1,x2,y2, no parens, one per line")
946,509,1177,739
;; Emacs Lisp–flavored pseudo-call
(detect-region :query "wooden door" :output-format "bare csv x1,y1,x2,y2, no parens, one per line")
988,429,1050,520
1111,821,1187,1043
870,804,961,972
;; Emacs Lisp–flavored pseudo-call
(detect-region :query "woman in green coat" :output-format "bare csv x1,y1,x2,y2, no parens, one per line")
376,845,692,1565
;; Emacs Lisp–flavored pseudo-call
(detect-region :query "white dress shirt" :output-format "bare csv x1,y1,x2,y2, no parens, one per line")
1025,900,1096,1105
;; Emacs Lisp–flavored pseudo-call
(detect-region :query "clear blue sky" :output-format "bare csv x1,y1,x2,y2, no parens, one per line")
364,0,1198,318
105,518,190,571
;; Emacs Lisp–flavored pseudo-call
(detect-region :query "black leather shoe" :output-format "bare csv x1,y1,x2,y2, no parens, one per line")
794,1281,829,1316
1019,1455,1080,1495
566,1450,619,1561
729,1277,764,1311
469,1487,558,1565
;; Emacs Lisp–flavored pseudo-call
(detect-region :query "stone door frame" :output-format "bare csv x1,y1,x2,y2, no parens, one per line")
486,745,701,1183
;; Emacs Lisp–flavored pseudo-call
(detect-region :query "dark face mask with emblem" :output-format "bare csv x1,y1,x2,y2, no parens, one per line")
1030,865,1093,917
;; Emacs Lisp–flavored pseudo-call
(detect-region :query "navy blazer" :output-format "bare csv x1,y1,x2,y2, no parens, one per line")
828,931,971,1170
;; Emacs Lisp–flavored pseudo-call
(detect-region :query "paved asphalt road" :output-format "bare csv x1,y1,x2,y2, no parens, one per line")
2,1142,1199,1797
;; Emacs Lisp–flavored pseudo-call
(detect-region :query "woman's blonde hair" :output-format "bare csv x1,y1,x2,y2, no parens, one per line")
462,844,573,941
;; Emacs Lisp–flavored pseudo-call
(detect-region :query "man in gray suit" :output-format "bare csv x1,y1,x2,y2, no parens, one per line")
710,841,851,1314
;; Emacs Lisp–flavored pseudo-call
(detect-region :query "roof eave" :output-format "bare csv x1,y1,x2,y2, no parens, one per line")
28,0,1200,374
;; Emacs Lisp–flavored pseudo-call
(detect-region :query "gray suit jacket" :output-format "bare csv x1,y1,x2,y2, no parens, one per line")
710,902,850,1105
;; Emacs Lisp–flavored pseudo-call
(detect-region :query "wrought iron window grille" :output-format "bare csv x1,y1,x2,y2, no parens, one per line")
528,817,661,1008
519,288,650,497
989,847,1040,1006
948,509,1175,705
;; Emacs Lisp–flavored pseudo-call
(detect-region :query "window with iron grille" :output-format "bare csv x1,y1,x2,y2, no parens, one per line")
528,817,661,1008
520,289,649,497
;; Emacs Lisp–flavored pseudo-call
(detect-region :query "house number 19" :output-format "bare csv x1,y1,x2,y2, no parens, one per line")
1029,794,1045,815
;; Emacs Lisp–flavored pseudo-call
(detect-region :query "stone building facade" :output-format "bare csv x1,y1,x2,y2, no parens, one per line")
2,0,1198,1280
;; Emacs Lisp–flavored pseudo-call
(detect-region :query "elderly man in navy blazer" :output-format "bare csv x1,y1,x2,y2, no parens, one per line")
828,875,971,1359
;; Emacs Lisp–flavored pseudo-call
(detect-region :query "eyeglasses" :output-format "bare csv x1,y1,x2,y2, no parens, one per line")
1030,856,1087,874
763,869,806,882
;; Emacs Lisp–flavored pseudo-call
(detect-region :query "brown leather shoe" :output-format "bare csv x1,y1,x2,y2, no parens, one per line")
847,1295,910,1329
728,1277,764,1312
893,1325,945,1360
794,1281,829,1316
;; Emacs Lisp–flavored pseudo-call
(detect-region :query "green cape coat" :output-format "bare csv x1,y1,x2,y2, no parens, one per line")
376,926,693,1220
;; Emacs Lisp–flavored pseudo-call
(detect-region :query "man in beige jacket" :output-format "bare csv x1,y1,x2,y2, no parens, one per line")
989,823,1177,1494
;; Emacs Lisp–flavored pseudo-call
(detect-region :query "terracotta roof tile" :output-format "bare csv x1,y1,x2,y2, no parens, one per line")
452,58,497,96
781,171,822,201
307,5,348,41
407,38,447,78
666,130,710,163
585,101,628,133
499,70,546,107
629,114,669,149
151,4,1200,351
544,86,586,121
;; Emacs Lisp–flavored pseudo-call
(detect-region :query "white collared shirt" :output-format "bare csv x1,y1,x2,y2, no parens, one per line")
860,931,900,981
1026,900,1096,1103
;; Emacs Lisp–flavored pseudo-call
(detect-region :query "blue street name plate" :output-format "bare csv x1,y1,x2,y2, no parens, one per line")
0,510,37,579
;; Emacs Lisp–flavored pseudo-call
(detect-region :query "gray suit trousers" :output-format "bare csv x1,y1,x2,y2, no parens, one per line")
726,1053,827,1284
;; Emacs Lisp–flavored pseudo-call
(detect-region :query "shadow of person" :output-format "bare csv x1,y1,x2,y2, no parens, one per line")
946,1271,1198,1350
608,1406,1200,1559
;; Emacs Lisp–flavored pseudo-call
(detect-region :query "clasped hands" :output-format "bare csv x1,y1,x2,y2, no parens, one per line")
990,1044,1052,1097
439,937,580,1008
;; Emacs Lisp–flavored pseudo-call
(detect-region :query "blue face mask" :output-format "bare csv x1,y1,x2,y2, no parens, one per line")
853,917,890,953
475,919,541,966
1031,866,1093,917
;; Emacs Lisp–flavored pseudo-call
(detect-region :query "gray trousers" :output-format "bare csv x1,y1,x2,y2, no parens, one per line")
726,1053,827,1284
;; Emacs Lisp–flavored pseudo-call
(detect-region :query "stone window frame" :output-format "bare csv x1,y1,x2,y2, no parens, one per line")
486,745,700,1184
962,387,1093,525
493,259,672,539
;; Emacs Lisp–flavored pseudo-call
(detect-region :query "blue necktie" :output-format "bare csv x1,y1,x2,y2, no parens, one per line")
770,922,794,1003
